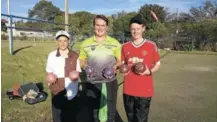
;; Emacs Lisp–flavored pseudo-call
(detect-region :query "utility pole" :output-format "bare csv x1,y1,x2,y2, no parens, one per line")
65,0,69,32
176,7,179,34
174,0,179,50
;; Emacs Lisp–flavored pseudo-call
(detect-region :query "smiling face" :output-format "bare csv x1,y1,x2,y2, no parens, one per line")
57,36,69,51
130,23,145,40
94,18,108,37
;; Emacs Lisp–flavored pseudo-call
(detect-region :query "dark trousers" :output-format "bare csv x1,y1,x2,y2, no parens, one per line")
123,94,152,122
51,91,78,122
85,80,118,122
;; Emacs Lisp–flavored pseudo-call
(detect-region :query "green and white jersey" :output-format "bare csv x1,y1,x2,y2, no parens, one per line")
79,36,121,83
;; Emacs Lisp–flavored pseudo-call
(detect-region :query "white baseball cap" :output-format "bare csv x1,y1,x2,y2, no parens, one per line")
55,30,71,40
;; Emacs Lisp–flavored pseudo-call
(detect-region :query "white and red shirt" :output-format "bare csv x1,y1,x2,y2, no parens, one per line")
122,39,160,97
46,49,81,100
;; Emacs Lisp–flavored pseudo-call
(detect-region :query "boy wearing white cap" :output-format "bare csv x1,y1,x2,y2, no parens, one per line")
45,30,81,122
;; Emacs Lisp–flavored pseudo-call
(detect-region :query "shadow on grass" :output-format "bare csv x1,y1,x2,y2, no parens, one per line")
13,46,33,55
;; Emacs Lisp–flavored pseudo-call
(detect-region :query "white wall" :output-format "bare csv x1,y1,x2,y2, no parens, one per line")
5,23,53,37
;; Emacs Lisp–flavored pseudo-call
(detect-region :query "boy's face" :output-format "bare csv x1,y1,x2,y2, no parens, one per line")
130,23,145,40
57,36,69,50
94,18,108,37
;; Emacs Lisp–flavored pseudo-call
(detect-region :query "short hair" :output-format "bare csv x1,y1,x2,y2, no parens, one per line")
93,15,109,26
129,15,147,27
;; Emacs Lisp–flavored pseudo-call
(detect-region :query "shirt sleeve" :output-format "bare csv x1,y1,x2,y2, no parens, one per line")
79,43,87,60
114,41,122,60
152,44,160,64
76,58,82,72
45,53,53,73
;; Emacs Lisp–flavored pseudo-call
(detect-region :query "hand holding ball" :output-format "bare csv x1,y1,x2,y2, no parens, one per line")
46,73,57,84
69,71,79,81
119,64,129,74
85,66,95,77
102,67,115,79
134,62,146,74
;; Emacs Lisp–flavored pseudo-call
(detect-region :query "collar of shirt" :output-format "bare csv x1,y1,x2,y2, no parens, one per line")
56,48,74,57
93,35,110,44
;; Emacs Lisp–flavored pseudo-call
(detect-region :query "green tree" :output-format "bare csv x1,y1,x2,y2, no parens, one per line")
53,15,65,30
107,16,114,33
112,12,137,35
179,1,217,22
144,22,168,39
138,4,168,24
72,11,95,36
28,0,62,21
180,19,217,51
54,11,95,36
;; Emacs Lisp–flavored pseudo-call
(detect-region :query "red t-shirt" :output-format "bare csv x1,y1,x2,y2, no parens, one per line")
122,39,160,97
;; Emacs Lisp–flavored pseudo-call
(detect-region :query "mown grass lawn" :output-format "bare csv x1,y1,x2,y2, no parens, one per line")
2,41,217,122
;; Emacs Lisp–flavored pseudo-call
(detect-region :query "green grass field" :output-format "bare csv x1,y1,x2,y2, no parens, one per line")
1,41,217,122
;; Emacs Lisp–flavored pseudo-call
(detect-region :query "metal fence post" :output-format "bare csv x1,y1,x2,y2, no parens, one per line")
9,15,14,55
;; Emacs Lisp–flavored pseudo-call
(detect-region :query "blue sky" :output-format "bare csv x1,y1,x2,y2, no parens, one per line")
1,0,205,17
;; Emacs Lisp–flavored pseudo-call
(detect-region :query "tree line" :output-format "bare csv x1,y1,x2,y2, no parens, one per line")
2,0,217,51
